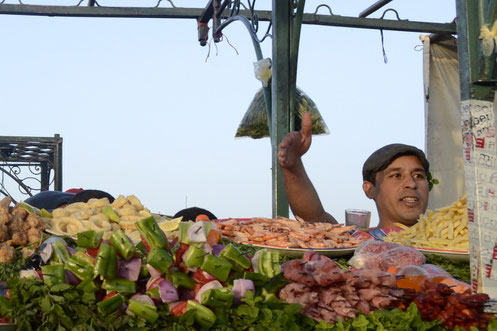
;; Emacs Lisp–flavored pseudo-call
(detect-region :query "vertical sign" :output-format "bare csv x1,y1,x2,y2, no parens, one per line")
460,99,497,297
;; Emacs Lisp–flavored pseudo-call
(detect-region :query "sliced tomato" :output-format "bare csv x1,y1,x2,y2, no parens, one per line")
193,282,203,296
192,269,214,284
170,301,188,317
146,277,161,291
206,229,220,248
175,243,189,264
0,316,9,323
86,247,99,256
86,239,104,256
170,237,179,248
36,270,44,280
140,235,151,253
102,291,117,301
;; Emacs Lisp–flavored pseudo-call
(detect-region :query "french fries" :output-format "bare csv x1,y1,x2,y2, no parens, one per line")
383,195,469,251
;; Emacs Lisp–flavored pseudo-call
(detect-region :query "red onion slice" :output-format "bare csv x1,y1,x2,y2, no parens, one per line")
118,258,142,281
65,270,81,286
187,222,207,243
146,276,162,291
158,278,179,303
147,264,162,279
232,279,255,304
211,244,225,256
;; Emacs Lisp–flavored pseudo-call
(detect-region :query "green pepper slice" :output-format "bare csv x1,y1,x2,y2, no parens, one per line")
76,278,99,292
200,287,234,307
93,243,117,279
101,278,136,294
135,216,169,250
97,293,125,315
65,256,94,280
184,245,205,268
147,248,173,273
186,300,216,329
77,230,103,249
219,244,251,271
41,264,66,286
178,221,193,244
51,240,70,264
128,299,159,323
166,271,195,290
200,255,232,282
109,229,135,260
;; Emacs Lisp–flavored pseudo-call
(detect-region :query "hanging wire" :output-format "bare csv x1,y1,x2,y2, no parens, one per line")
223,33,239,55
217,0,272,44
313,4,334,16
204,36,221,62
378,8,404,64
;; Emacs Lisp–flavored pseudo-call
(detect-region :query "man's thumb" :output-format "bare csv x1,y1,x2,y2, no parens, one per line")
301,112,313,135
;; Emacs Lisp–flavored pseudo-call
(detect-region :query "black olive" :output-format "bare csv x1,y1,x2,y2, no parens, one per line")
25,253,44,269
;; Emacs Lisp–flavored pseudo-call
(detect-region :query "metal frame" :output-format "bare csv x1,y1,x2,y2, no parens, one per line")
0,134,63,203
0,1,463,217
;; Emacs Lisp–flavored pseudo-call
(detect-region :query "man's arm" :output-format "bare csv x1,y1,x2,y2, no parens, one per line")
278,112,338,224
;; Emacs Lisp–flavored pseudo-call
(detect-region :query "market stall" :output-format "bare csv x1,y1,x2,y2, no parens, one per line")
0,194,494,330
0,0,495,329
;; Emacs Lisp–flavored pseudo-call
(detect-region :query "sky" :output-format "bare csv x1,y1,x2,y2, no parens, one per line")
0,0,457,227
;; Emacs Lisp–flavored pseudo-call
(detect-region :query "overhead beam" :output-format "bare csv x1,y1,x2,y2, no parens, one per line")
301,12,456,34
0,4,456,34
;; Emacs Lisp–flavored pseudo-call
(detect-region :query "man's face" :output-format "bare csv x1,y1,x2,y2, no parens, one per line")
364,155,429,228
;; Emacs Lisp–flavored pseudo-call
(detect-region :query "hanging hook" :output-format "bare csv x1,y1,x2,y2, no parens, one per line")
155,0,176,8
377,8,405,64
313,4,334,16
379,8,403,20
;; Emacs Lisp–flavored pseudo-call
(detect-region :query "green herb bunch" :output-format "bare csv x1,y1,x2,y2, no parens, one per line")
0,251,26,282
427,171,440,191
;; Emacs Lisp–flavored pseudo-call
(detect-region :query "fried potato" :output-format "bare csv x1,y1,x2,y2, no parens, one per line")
47,194,152,239
384,195,468,251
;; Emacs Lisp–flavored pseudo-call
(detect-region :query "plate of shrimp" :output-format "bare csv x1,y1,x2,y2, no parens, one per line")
215,217,363,257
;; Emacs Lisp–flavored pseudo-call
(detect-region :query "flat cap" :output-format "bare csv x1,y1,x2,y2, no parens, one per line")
362,143,430,182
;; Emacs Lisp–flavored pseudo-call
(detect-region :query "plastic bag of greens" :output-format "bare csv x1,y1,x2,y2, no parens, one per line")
235,87,329,139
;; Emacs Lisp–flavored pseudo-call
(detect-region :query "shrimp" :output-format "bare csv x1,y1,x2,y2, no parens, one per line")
216,217,361,249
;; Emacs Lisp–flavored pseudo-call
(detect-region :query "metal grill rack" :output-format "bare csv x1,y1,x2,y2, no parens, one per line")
0,134,62,203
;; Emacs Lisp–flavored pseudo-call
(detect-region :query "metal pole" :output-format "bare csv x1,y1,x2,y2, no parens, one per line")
54,134,63,191
271,0,291,218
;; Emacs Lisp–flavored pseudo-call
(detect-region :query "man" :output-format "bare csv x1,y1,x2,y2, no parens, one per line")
278,112,429,234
